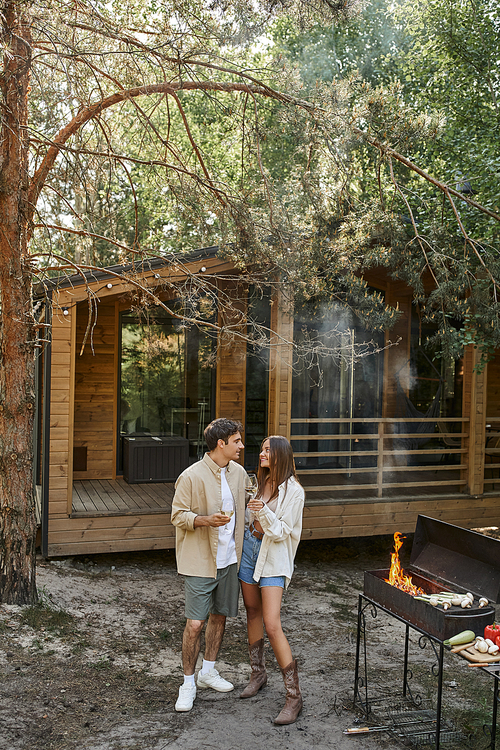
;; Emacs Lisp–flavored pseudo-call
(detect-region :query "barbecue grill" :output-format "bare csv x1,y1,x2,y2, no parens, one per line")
364,515,498,641
354,516,500,749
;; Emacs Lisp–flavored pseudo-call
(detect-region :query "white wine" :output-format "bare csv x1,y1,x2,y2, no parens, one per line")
245,473,258,498
222,510,234,519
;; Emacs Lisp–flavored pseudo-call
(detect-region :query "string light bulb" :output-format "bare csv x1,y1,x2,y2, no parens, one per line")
62,308,69,316
106,283,113,289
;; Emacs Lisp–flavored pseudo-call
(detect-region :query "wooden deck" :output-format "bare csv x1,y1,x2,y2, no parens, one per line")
44,475,499,558
72,469,470,517
72,478,174,517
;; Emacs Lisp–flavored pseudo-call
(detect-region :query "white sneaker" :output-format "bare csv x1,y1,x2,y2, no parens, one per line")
175,683,197,712
197,668,234,692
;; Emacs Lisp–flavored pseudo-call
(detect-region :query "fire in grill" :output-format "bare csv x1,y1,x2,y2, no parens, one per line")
363,516,499,642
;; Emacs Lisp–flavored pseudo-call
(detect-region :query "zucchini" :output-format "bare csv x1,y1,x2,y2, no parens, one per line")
443,629,476,646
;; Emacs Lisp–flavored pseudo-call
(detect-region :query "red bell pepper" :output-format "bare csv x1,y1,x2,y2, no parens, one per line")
496,634,500,648
484,623,500,641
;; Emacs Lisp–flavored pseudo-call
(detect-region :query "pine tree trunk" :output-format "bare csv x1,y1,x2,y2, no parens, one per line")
0,2,37,604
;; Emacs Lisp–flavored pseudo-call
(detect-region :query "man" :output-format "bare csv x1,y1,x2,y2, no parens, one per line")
170,417,247,712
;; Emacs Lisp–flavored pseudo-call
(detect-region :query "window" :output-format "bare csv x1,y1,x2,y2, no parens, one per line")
118,305,214,471
291,300,384,469
245,290,271,470
409,319,463,418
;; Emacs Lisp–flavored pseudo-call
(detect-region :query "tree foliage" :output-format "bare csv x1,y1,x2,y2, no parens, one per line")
271,0,500,360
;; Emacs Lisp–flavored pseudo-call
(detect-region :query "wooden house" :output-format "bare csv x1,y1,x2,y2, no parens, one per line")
35,248,499,557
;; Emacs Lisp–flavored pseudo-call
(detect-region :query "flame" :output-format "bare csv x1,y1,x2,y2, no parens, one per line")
385,532,423,596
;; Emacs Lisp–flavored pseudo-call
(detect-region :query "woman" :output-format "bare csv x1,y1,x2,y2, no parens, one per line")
238,435,305,725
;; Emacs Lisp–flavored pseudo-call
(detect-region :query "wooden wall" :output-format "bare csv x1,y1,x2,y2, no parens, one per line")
73,301,116,480
216,280,247,425
462,345,487,495
268,288,293,436
49,302,74,518
46,513,175,557
301,493,500,541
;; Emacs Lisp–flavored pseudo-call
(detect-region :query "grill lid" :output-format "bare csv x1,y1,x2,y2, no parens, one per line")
410,515,500,604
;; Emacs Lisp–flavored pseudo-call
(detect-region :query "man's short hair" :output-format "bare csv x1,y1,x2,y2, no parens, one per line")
204,418,243,452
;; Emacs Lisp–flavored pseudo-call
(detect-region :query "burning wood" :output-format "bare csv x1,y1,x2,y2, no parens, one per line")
384,532,424,596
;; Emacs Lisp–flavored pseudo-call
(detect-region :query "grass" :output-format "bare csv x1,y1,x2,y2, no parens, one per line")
89,657,112,671
71,638,92,654
159,628,175,645
323,580,343,595
20,596,75,636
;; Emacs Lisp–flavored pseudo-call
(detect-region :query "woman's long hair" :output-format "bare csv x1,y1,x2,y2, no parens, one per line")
256,435,299,502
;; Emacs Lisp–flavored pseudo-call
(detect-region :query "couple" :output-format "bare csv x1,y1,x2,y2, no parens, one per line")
170,417,305,724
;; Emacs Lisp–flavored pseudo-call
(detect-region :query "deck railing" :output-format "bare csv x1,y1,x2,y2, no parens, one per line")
290,417,469,498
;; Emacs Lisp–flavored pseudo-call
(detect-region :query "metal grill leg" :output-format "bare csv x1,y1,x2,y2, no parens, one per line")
435,642,444,750
354,594,370,717
403,623,410,698
491,674,499,750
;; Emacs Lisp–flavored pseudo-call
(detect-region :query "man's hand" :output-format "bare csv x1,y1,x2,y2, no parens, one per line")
193,513,231,528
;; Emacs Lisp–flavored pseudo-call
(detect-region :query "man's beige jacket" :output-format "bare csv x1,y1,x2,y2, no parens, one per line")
171,452,247,578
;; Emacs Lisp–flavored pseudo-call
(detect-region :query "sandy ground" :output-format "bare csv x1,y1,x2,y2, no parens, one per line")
0,534,498,750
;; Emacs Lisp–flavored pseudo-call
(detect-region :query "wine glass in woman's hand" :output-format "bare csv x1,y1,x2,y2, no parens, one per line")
245,473,258,499
245,473,263,512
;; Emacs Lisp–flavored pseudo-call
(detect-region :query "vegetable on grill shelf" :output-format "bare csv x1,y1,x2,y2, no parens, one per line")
484,623,500,640
443,630,476,647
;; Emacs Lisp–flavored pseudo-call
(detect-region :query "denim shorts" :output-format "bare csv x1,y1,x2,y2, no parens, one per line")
238,528,285,588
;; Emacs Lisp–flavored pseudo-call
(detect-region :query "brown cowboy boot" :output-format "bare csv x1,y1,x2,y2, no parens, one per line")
239,638,267,698
274,659,303,725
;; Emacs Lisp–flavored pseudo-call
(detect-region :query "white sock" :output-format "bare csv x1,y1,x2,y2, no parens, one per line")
183,674,195,686
200,659,215,675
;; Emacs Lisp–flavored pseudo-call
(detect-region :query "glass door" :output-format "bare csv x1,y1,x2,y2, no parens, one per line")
118,305,215,472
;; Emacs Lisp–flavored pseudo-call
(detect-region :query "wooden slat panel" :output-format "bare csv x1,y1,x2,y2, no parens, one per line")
48,524,175,543
302,495,499,517
47,489,69,502
49,477,71,489
47,535,175,557
73,469,113,480
301,504,500,540
50,392,70,403
49,513,173,531
216,280,246,426
48,503,70,516
50,340,72,353
50,402,72,415
73,301,116,479
49,451,69,463
50,439,72,452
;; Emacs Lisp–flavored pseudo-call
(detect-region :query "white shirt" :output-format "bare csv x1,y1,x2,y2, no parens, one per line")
249,476,305,589
216,467,238,569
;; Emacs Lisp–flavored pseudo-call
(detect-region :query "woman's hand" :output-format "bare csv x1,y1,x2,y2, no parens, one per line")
247,497,264,513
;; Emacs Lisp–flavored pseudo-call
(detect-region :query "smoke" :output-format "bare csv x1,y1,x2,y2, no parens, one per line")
292,300,388,376
391,350,416,392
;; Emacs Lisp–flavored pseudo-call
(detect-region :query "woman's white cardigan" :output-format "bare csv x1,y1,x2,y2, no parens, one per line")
248,476,305,589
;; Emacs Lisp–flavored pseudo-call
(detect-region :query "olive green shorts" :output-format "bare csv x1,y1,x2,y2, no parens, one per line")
184,563,239,620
